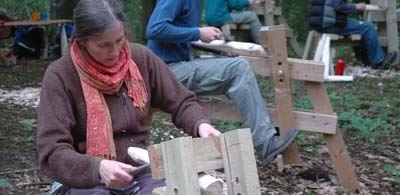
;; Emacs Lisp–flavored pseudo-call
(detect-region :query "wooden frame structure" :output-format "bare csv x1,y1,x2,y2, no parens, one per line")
303,0,400,74
148,128,261,195
223,0,303,57
365,0,399,64
190,25,360,193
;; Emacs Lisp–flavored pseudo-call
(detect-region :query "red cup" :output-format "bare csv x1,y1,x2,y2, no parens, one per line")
335,58,346,75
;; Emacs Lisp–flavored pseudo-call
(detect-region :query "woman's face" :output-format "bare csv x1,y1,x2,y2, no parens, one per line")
81,21,126,67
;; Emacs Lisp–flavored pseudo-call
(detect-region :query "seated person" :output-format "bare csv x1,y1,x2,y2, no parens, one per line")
309,0,397,69
205,0,262,44
146,0,298,167
36,0,221,194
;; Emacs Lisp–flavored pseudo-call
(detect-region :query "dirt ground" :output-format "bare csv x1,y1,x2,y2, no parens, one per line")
0,59,399,194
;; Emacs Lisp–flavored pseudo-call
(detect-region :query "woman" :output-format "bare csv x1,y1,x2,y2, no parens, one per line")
36,0,221,194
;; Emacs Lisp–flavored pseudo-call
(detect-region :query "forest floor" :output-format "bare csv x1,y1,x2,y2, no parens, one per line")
0,58,399,194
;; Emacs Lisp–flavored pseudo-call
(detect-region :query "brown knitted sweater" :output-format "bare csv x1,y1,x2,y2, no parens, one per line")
36,43,209,188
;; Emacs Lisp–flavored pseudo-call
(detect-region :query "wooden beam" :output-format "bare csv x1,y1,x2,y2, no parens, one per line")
305,81,361,193
261,25,300,164
148,144,164,179
160,137,200,194
193,136,225,172
4,19,72,26
199,97,337,134
385,0,399,63
220,129,261,195
241,57,326,82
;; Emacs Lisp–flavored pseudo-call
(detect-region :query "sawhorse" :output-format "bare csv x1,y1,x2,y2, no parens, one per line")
221,0,303,57
191,25,360,193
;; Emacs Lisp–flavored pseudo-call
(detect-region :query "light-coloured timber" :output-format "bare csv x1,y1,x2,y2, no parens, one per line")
149,129,260,195
198,99,338,134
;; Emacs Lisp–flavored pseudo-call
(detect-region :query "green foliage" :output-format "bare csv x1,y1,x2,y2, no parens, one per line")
293,96,313,110
338,112,390,143
122,0,143,43
383,164,400,184
276,0,310,43
0,0,49,19
0,178,9,187
211,119,241,132
19,118,37,131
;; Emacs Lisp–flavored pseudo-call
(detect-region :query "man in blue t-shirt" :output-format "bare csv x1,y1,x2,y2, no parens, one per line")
146,0,298,166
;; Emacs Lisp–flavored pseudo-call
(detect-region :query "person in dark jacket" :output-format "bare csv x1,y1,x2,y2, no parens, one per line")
205,0,262,43
309,0,397,69
146,0,299,167
36,0,221,194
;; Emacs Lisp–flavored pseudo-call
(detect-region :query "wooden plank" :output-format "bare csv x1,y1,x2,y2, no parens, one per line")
148,144,164,179
198,98,337,134
241,56,326,82
193,136,225,172
264,0,275,26
302,31,316,59
385,0,399,63
367,11,400,22
260,25,300,164
4,19,72,26
60,23,68,56
220,129,261,195
161,137,200,195
305,81,361,193
192,40,268,58
229,24,250,30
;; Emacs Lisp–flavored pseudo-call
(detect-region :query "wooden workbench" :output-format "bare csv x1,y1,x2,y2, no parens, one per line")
4,19,72,59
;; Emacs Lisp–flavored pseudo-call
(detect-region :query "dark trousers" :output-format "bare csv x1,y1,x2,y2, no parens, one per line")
59,169,165,195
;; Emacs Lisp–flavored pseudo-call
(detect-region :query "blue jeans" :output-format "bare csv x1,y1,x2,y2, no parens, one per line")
169,57,276,154
323,18,384,65
230,11,262,44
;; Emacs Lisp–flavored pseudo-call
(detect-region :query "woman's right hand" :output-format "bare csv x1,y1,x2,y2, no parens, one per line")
99,159,134,188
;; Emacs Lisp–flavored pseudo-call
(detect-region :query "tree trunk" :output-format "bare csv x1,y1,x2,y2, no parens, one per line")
141,0,156,43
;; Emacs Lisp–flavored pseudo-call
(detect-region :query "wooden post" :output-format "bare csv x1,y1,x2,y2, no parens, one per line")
161,137,200,195
305,82,361,193
263,0,275,26
220,129,261,195
42,27,49,59
60,23,68,56
260,25,301,164
385,0,399,63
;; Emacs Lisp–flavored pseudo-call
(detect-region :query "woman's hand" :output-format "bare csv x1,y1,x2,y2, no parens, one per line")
198,123,221,137
99,159,134,188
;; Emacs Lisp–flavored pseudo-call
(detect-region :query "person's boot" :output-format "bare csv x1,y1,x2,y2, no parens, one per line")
257,128,299,166
371,51,397,70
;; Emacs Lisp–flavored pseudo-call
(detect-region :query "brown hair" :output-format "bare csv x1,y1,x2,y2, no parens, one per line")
72,0,126,41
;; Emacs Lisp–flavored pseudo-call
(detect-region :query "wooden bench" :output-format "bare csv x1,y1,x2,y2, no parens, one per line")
220,0,303,57
302,30,361,81
149,25,360,193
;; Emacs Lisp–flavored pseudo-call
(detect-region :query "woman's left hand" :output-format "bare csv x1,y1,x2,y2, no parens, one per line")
198,123,221,137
